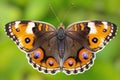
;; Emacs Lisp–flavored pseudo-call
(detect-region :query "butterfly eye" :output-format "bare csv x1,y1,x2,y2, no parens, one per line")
78,48,92,65
46,58,59,69
30,48,44,64
63,58,76,69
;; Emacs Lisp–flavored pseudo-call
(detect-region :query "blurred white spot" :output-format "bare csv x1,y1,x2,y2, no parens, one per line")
26,22,35,34
88,22,97,34
102,22,108,29
15,21,21,29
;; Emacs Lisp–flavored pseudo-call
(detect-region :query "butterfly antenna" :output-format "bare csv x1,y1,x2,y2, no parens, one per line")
62,3,75,23
49,4,61,24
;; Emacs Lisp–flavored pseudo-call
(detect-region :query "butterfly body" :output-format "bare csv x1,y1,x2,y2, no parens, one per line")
5,20,117,75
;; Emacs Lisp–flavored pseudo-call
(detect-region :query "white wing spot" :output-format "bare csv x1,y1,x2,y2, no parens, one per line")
88,22,97,34
26,22,35,34
15,21,21,29
102,22,108,29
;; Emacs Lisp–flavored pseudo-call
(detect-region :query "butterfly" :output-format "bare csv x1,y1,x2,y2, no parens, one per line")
5,20,117,75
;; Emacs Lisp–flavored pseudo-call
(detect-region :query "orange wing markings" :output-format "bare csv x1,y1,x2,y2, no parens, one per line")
38,23,42,31
73,24,77,31
80,23,85,31
11,22,35,51
29,48,60,69
45,24,49,31
88,22,112,49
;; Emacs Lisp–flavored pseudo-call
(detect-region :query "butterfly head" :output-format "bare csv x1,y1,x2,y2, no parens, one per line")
58,23,65,29
57,23,66,40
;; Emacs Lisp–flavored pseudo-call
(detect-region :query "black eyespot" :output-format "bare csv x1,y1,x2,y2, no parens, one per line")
25,37,30,43
34,51,40,59
16,28,20,32
103,29,107,32
68,61,73,66
82,52,88,60
92,37,98,43
49,61,54,66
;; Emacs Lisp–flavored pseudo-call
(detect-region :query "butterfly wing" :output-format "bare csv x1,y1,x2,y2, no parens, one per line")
27,36,61,74
5,20,117,75
62,36,95,74
5,20,56,52
66,20,117,52
62,20,117,74
5,20,60,74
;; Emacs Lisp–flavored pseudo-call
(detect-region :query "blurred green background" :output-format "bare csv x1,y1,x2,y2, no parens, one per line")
0,0,120,80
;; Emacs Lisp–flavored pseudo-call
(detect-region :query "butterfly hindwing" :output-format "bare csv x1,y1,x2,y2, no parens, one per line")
27,37,60,74
62,36,95,74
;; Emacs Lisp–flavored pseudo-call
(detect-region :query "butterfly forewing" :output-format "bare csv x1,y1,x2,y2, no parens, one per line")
66,20,117,52
5,20,57,52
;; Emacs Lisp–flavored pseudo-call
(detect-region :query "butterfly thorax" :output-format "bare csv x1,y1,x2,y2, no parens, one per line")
57,25,66,58
57,27,65,40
